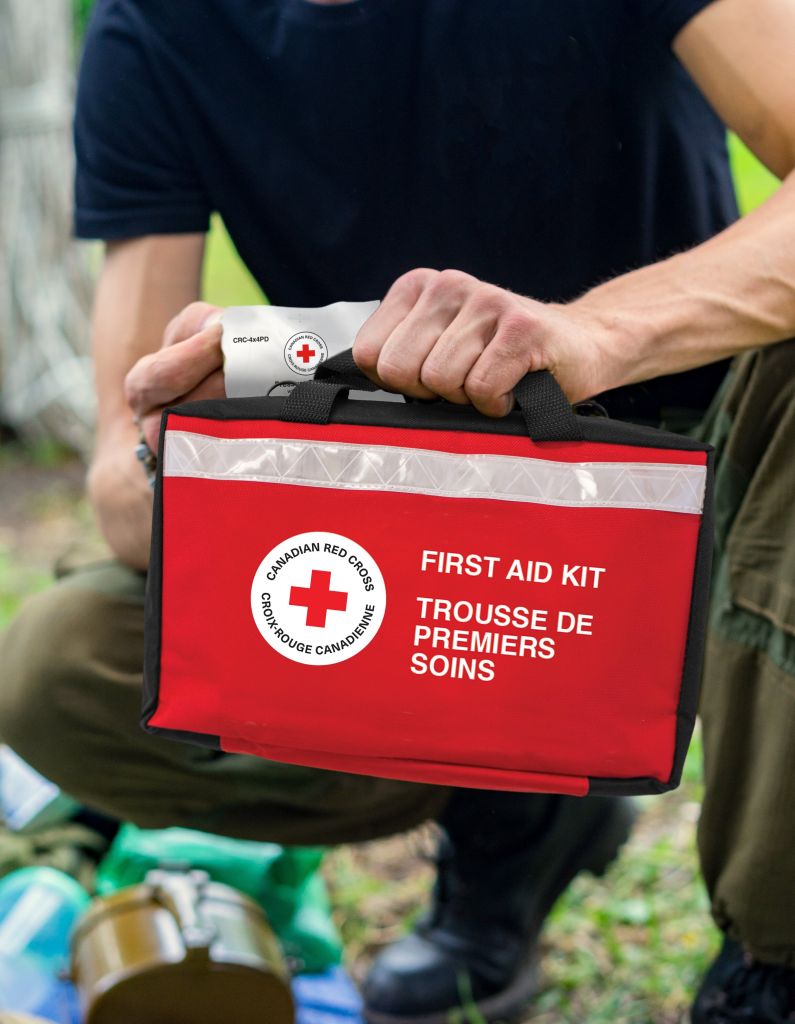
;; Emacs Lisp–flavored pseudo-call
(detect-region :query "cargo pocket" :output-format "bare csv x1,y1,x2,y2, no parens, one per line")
724,391,795,681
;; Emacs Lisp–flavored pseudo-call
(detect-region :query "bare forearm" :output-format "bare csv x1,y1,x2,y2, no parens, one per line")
573,172,795,397
88,235,205,569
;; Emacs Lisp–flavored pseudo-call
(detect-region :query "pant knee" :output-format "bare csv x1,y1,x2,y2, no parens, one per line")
0,579,140,764
1,586,77,751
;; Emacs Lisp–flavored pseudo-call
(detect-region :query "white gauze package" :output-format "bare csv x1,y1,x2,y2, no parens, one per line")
221,300,399,401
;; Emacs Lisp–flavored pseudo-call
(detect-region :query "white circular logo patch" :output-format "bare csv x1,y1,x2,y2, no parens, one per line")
251,531,386,665
284,332,328,375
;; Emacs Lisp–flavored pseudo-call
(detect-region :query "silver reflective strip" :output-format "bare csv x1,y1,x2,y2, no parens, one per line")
164,431,706,514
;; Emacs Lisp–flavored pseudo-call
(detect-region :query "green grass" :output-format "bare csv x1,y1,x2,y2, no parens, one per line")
0,441,93,629
0,548,50,628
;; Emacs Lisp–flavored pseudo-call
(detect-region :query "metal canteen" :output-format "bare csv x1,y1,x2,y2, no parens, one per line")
70,869,294,1024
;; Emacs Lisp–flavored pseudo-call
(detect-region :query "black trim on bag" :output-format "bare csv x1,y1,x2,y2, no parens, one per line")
140,408,222,752
669,444,715,785
142,393,713,796
588,447,714,796
140,410,169,732
172,393,710,453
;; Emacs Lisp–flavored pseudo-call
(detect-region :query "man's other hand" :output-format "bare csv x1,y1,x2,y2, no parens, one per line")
353,269,619,415
125,301,225,452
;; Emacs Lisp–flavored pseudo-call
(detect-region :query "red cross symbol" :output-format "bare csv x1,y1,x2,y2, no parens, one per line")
296,343,317,365
289,569,348,628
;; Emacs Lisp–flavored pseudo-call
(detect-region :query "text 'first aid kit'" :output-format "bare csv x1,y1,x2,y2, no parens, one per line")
143,351,713,796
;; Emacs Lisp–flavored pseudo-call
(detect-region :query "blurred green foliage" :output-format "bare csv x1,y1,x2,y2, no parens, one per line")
204,215,265,307
729,134,780,213
73,0,94,40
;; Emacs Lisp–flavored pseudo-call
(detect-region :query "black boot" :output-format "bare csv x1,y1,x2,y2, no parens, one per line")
362,791,636,1024
692,937,795,1023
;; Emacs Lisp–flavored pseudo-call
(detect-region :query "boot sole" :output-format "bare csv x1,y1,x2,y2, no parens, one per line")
363,951,540,1024
363,797,637,1024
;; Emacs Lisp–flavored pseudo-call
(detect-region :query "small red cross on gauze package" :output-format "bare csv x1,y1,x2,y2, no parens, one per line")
143,349,715,798
221,301,383,396
295,342,317,366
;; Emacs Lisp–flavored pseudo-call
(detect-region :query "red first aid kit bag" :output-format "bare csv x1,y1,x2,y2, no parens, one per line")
143,352,714,797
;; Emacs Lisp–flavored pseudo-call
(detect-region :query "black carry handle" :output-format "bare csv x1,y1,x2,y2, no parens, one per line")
314,348,375,388
279,350,382,425
281,349,583,442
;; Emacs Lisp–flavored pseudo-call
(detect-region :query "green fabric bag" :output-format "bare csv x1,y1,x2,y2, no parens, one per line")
95,825,342,973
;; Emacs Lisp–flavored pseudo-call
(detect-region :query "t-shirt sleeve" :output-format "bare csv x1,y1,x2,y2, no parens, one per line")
73,0,211,240
631,0,715,46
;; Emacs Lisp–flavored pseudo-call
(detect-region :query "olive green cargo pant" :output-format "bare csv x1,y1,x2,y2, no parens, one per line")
1,342,794,962
696,340,795,966
0,555,450,846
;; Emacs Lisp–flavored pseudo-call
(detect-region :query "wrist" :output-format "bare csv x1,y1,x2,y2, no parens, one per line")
134,428,158,488
88,445,153,570
544,297,640,401
566,268,702,393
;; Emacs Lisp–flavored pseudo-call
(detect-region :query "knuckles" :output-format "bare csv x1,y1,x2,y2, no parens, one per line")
467,283,509,317
426,268,476,302
498,308,538,338
494,310,540,361
390,267,439,301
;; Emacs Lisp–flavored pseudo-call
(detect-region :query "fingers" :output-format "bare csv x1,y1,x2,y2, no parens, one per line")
125,321,223,423
163,301,222,347
380,270,491,398
140,367,225,452
353,268,439,392
355,265,562,417
357,268,500,399
464,307,544,417
355,266,543,414
419,286,505,404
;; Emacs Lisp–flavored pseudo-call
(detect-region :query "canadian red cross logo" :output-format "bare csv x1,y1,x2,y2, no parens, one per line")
252,531,386,665
296,343,317,365
289,569,348,628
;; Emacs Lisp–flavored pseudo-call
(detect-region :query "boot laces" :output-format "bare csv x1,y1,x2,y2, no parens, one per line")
704,954,795,1024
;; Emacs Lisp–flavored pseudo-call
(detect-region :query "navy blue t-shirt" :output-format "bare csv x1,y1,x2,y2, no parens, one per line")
74,0,735,418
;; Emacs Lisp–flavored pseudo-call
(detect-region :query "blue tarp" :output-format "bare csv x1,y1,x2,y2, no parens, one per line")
0,958,362,1024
